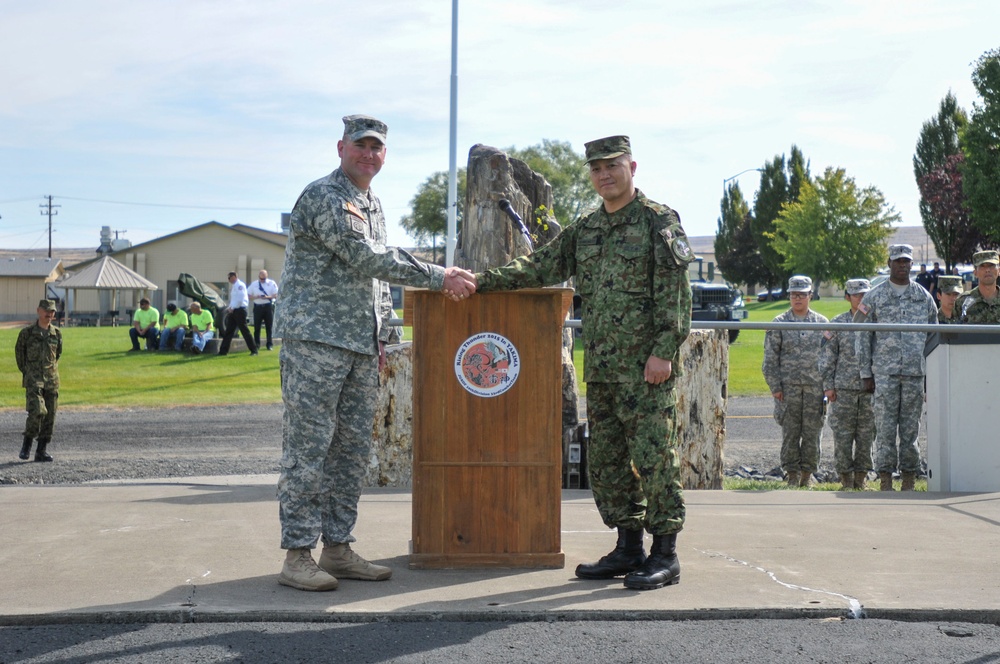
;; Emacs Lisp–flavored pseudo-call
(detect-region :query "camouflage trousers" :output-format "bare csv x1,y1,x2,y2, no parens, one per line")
775,385,825,474
872,375,923,474
585,381,684,536
278,340,378,550
829,389,874,474
23,386,58,441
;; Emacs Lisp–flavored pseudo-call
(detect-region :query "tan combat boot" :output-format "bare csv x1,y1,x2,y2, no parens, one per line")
799,471,815,488
879,472,894,492
854,471,868,490
839,473,854,490
900,472,916,491
319,543,392,581
278,548,339,591
785,470,799,487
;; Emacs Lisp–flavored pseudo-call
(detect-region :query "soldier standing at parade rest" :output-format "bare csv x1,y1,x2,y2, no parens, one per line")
956,250,1000,324
762,275,829,488
472,135,693,591
855,244,938,491
15,299,62,462
275,114,476,592
936,275,964,324
819,279,874,490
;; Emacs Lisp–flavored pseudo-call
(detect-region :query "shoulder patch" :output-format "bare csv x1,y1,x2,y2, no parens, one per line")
823,330,833,340
858,303,870,315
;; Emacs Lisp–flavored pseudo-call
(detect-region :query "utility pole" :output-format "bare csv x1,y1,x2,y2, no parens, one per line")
39,195,60,258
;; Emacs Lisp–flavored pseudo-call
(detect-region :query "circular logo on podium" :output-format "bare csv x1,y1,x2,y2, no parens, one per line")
455,332,520,397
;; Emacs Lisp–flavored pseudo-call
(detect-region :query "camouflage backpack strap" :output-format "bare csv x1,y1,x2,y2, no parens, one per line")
649,203,695,267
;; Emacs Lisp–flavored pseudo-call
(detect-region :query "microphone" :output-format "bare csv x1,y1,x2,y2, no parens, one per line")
498,199,534,250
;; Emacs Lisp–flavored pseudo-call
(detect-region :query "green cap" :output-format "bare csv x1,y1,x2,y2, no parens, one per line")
584,135,631,163
973,250,999,266
342,114,387,143
937,275,963,294
38,299,56,311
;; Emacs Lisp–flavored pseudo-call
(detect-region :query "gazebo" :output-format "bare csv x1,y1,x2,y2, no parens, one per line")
58,255,158,326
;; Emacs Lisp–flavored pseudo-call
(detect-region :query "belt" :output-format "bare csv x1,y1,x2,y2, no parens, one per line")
254,301,272,306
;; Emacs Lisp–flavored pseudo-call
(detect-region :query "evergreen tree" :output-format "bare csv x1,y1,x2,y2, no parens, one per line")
962,48,1000,243
751,155,791,294
715,183,769,288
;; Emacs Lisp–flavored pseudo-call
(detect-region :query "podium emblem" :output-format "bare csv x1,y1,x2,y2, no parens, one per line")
455,332,521,397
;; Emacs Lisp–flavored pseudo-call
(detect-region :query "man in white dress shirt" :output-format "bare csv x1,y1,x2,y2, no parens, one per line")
219,271,259,356
248,269,279,351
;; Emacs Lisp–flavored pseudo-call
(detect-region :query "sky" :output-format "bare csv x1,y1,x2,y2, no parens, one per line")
1,0,998,254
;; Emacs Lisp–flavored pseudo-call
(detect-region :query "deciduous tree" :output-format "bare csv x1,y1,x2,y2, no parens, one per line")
962,48,1000,243
770,167,897,287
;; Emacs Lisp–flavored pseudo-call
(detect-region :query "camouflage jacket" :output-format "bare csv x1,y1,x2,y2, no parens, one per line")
762,309,828,393
955,287,1000,324
855,280,937,378
819,310,864,391
476,190,693,383
15,322,61,390
276,167,446,355
937,307,960,324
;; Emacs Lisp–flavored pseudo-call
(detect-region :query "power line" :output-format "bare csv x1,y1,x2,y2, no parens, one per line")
54,195,284,212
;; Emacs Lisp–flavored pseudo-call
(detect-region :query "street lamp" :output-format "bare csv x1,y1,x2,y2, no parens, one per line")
722,168,763,195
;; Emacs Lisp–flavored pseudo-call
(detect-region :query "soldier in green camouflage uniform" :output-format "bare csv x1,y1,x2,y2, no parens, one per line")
936,275,963,324
762,276,829,488
819,279,874,490
275,114,476,591
956,251,1000,324
855,244,938,491
475,135,692,591
15,299,61,462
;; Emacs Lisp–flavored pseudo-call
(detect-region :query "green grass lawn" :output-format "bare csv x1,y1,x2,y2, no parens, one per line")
1,299,841,409
1,327,281,409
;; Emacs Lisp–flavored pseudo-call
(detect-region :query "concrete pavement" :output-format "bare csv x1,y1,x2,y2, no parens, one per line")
2,476,1000,624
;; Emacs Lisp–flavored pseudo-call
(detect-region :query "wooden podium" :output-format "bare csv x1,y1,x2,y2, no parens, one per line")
406,288,572,569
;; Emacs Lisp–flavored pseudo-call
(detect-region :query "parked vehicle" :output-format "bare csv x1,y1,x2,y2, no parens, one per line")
689,258,747,343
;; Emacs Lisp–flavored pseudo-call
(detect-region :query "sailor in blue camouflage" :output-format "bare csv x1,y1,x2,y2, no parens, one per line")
956,250,1000,324
475,135,691,540
819,279,874,478
762,276,828,482
855,244,937,476
276,114,451,553
936,275,963,324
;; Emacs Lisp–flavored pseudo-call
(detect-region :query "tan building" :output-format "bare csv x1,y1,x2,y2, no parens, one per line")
0,257,65,322
61,222,287,319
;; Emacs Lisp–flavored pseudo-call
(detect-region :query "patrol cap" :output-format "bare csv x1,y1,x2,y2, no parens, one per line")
584,135,631,163
38,299,56,311
888,244,913,261
937,275,963,294
973,250,1000,266
342,114,387,144
845,278,871,295
788,275,813,292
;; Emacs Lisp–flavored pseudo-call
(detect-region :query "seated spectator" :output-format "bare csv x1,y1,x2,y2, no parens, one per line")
158,303,189,351
188,301,215,354
129,298,160,352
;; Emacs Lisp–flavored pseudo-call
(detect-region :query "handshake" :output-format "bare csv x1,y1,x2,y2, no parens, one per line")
441,266,479,302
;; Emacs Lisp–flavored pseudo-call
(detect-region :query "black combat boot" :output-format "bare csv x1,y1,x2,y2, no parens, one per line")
623,533,680,590
575,528,646,579
19,436,32,460
34,439,53,462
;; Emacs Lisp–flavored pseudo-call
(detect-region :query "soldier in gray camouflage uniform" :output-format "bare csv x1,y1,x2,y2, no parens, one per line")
956,250,1000,324
762,276,828,488
15,299,61,462
474,135,692,591
855,244,938,491
275,114,476,591
820,279,874,490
